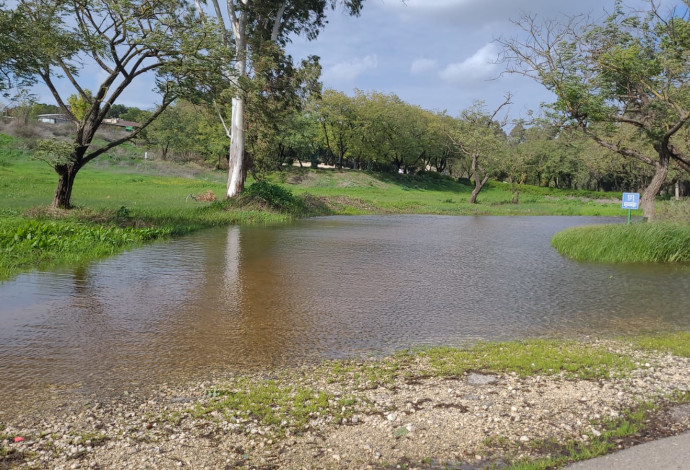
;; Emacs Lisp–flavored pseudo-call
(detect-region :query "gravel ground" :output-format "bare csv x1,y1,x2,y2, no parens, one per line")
2,341,689,469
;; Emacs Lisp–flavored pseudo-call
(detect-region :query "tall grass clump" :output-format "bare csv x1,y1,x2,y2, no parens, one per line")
235,181,313,216
0,217,173,279
551,222,690,263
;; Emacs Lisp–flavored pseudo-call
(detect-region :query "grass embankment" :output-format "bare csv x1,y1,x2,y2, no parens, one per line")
0,134,317,280
551,222,690,263
269,167,627,217
2,131,678,279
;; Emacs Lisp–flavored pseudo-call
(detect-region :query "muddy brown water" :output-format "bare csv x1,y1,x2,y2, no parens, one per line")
1,215,689,414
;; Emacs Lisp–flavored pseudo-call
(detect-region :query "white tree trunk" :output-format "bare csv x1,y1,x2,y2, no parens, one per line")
226,95,246,197
224,1,249,198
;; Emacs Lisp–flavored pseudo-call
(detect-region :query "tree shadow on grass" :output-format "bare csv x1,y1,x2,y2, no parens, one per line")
370,170,473,193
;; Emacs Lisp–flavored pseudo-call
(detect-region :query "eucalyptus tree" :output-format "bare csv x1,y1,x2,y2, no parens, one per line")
196,1,364,197
500,1,690,219
1,0,226,208
244,52,322,174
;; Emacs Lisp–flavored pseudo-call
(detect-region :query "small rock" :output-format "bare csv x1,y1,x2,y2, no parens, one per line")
467,373,498,385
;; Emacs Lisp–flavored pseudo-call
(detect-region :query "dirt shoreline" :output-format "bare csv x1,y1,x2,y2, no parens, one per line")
2,340,690,470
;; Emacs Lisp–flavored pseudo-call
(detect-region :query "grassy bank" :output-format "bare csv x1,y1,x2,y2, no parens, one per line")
551,222,690,263
1,132,679,279
269,167,629,216
0,135,328,280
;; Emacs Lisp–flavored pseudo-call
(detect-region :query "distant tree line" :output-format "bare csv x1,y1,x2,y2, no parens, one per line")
6,87,689,207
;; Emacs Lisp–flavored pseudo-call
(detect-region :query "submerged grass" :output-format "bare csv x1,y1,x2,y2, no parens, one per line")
0,204,289,280
551,222,690,263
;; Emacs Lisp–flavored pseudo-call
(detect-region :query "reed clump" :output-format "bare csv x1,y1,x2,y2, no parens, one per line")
551,222,690,263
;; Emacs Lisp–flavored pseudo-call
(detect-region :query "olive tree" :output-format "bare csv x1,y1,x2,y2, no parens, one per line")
499,1,690,219
449,97,511,204
1,0,226,208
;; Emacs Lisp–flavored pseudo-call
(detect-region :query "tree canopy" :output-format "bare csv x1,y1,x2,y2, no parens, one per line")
1,0,228,208
499,0,690,218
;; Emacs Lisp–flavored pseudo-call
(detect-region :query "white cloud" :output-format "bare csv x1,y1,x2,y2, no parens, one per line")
410,58,438,75
439,43,499,86
322,55,378,84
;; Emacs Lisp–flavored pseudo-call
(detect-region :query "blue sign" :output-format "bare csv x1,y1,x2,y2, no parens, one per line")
622,192,640,210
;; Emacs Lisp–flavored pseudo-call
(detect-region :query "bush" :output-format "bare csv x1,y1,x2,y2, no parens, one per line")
243,181,304,214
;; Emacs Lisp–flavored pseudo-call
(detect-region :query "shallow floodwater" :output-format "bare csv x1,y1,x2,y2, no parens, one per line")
1,216,689,410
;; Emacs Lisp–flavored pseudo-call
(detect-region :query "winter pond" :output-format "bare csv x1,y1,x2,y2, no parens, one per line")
1,215,689,411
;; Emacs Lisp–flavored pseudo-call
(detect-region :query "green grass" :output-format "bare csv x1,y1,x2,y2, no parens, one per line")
192,380,361,436
273,168,627,216
551,222,690,263
316,339,635,391
419,340,634,380
0,134,326,280
629,331,690,357
1,131,681,279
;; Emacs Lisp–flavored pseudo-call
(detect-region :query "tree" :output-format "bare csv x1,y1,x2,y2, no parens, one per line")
499,1,690,219
314,89,360,168
449,97,511,204
146,102,200,161
1,0,227,208
197,0,364,198
0,2,37,94
105,104,129,119
244,50,323,175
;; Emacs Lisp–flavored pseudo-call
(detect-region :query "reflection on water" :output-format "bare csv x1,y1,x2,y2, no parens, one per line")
1,216,689,413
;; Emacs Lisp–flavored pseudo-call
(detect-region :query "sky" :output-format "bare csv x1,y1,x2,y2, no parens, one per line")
286,0,680,121
19,0,682,123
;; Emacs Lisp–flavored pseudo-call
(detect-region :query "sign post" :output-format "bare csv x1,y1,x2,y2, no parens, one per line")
621,192,640,224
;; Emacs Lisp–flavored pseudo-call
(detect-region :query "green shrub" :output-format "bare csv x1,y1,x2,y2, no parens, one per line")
244,181,304,214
